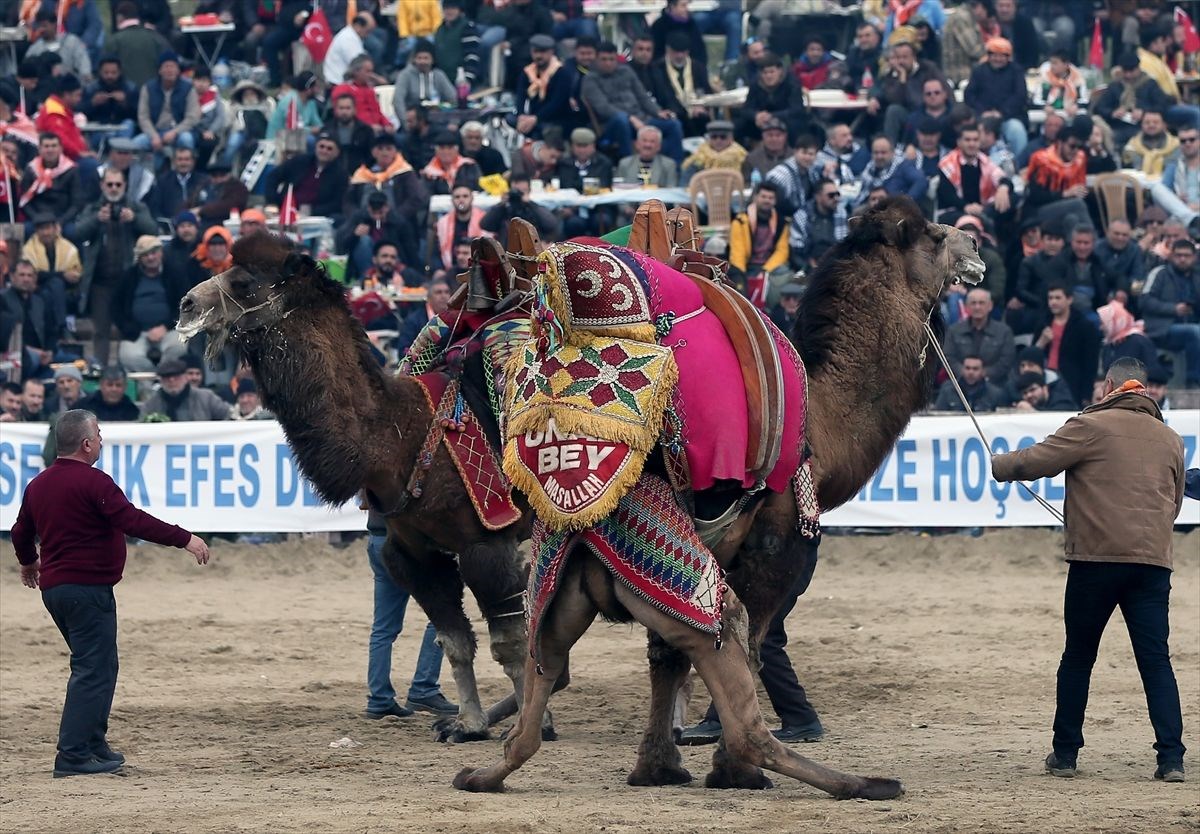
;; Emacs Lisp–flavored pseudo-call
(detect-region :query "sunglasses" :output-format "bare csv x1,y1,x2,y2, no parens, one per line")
709,133,731,140
1181,136,1199,143
103,182,123,188
821,191,839,198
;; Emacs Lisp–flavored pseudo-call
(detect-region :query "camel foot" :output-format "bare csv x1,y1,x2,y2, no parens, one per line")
453,767,506,793
433,717,491,744
542,725,558,742
844,777,904,801
704,764,774,790
627,762,693,787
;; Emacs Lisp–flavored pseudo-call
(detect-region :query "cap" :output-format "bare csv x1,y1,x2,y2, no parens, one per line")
779,282,804,297
56,74,81,94
1118,51,1140,71
157,358,188,377
1067,114,1094,142
1040,216,1065,238
133,234,163,258
366,190,389,207
236,378,258,396
315,130,336,144
175,210,198,226
292,70,317,91
1146,365,1170,385
371,132,397,148
761,117,787,134
208,161,232,173
100,364,127,381
570,127,597,145
53,365,83,382
158,50,181,68
241,208,267,224
1019,215,1041,233
433,129,459,146
107,137,137,153
31,212,57,227
985,37,1013,56
1016,371,1046,391
529,34,556,51
707,119,734,135
916,115,943,134
1018,345,1046,366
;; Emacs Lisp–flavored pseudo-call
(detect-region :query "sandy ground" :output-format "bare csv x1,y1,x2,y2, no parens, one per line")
1,529,1198,834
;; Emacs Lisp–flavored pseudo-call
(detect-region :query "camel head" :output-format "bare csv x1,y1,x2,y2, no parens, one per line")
177,232,345,361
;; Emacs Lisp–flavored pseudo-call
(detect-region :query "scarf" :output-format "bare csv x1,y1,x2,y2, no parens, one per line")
1039,62,1084,108
525,57,563,101
683,140,748,173
160,385,191,422
350,153,414,186
666,58,695,109
421,152,475,188
937,149,1001,202
19,155,75,208
1097,300,1145,345
1125,132,1180,177
861,154,904,193
198,87,219,117
889,0,923,26
436,207,487,269
1104,379,1151,401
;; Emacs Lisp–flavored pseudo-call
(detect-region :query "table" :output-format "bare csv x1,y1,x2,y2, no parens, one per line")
428,187,695,217
80,123,126,155
0,25,24,77
806,89,870,110
181,23,237,72
585,0,719,51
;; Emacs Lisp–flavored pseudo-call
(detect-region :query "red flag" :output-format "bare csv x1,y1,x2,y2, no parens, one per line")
302,7,333,64
1176,7,1200,54
1088,17,1104,70
281,184,298,228
285,94,299,130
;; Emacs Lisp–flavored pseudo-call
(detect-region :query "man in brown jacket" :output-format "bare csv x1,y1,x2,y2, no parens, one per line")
992,357,1187,783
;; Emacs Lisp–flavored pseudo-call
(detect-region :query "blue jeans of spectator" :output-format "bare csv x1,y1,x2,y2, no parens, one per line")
692,9,743,62
601,113,684,162
132,129,195,171
1158,323,1200,385
478,25,506,54
220,130,248,167
263,23,298,87
42,584,119,764
1000,118,1027,155
1054,562,1185,768
367,535,443,712
552,17,601,41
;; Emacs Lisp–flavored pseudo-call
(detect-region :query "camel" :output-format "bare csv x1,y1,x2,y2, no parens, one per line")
176,233,550,744
451,197,985,798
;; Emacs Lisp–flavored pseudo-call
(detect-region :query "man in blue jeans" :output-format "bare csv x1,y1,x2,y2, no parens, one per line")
992,358,1187,783
580,41,685,163
364,510,457,719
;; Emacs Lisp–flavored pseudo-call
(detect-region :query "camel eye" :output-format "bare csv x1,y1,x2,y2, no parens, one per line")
230,274,253,292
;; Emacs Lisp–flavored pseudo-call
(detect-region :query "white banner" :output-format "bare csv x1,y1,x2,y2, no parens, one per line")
1,412,1197,532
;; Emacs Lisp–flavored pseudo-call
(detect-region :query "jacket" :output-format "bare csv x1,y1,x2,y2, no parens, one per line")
393,65,456,114
1094,240,1145,296
137,78,201,139
933,377,1006,412
81,76,138,125
941,6,988,86
395,0,440,37
615,154,678,188
111,263,193,340
433,16,481,85
1044,308,1102,407
18,162,82,225
140,385,232,421
22,236,83,282
73,197,158,311
146,169,212,221
335,207,407,256
77,390,140,422
964,62,1028,124
323,115,375,172
1141,263,1200,340
330,81,392,130
738,75,809,140
942,317,1017,383
514,62,575,129
581,64,660,123
991,390,1184,569
728,208,788,282
1093,76,1175,125
649,5,705,62
35,95,88,161
871,59,947,111
108,23,171,86
264,153,348,219
0,287,57,351
554,152,614,191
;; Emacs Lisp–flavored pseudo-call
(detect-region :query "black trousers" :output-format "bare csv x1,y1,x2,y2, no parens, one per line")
42,584,119,763
1054,562,1185,767
705,541,821,728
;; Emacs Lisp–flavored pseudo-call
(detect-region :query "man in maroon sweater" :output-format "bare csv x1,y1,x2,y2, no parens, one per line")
11,410,210,778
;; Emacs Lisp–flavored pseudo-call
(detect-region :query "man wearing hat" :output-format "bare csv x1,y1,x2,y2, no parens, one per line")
513,33,574,139
134,51,200,156
348,133,424,224
769,281,804,332
46,364,85,416
581,41,685,163
682,119,747,182
194,161,249,227
394,40,455,115
90,136,155,205
78,365,139,422
554,126,614,237
264,132,348,222
112,235,190,373
420,130,481,196
964,36,1029,155
337,189,413,279
80,58,138,151
230,377,272,421
140,357,231,421
163,211,202,289
649,30,713,138
742,118,791,184
22,215,83,328
146,145,211,221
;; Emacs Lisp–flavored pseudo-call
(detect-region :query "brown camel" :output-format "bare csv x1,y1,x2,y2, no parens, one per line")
176,233,551,743
453,197,985,798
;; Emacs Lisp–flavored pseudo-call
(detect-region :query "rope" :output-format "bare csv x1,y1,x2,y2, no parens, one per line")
923,321,1066,526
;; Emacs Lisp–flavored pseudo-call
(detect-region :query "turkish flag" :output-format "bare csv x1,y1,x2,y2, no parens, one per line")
285,94,298,130
281,184,298,228
1088,18,1104,70
1176,7,1200,54
302,8,333,64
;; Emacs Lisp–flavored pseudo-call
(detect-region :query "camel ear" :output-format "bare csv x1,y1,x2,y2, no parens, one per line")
282,250,318,280
878,215,923,249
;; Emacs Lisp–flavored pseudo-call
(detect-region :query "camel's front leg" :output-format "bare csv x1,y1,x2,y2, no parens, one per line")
627,630,693,786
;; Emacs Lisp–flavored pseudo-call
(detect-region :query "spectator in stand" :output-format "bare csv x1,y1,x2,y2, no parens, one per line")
555,127,613,237
364,240,423,291
743,118,790,186
1009,216,1065,335
347,133,424,225
20,377,46,420
19,134,83,232
420,130,482,196
80,58,137,149
480,175,560,247
26,11,92,83
228,378,272,420
789,178,848,272
194,162,248,227
43,365,84,416
737,51,809,146
1024,116,1089,214
615,126,678,188
1095,219,1144,300
1033,49,1088,119
23,216,83,330
264,133,348,222
1013,370,1080,411
1055,224,1115,315
628,36,657,94
459,122,506,178
936,122,1013,222
901,77,954,149
1096,299,1166,390
1016,109,1064,170
140,357,230,421
941,0,996,87
1033,281,1101,407
943,286,1015,383
1155,125,1199,233
953,214,1006,306
650,0,705,63
1145,365,1170,409
1138,21,1200,131
74,165,156,365
768,281,803,332
690,0,740,63
192,225,234,279
163,211,201,287
393,0,440,67
396,276,453,354
146,146,211,222
1141,239,1200,388
978,115,1016,177
993,0,1036,71
238,209,268,239
0,382,23,421
865,40,950,144
324,13,375,85
1123,109,1180,177
558,36,597,136
856,135,925,206
498,0,554,92
728,181,790,305
906,115,949,179
682,120,747,184
651,31,712,139
720,35,764,91
964,37,1028,155
934,354,1006,412
324,93,375,172
394,40,455,115
514,34,574,140
331,56,393,134
845,22,883,90
582,41,684,163
90,137,153,207
1083,119,1118,176
0,259,59,379
77,365,139,421
1094,51,1176,147
766,135,820,218
338,190,411,279
10,60,52,116
434,0,481,87
510,133,565,184
35,75,95,179
112,236,189,373
793,36,835,91
434,185,489,271
400,106,436,171
135,52,199,159
815,123,870,185
266,72,323,144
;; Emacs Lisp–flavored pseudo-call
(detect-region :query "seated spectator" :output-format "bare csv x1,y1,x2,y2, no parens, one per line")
107,2,170,87
615,126,678,188
0,259,59,379
1012,370,1079,411
193,225,234,278
1123,109,1180,176
480,175,560,247
394,40,455,115
397,277,453,354
400,106,436,170
77,364,139,421
220,79,272,168
331,56,392,134
35,75,95,182
906,115,950,179
1053,224,1115,314
1141,238,1200,388
857,135,925,206
792,36,835,91
978,115,1016,177
433,0,481,88
933,354,1006,412
134,51,200,157
555,127,614,237
721,35,764,91
194,162,248,227
514,35,574,141
728,182,790,305
769,281,803,333
1008,217,1065,335
1154,124,1199,233
742,118,790,186
815,123,870,185
1097,299,1166,387
650,31,712,138
0,381,22,421
628,36,656,93
942,287,1016,382
459,121,506,178
650,0,705,63
140,357,230,421
324,13,376,86
1094,50,1175,147
324,93,375,173
237,208,268,239
22,216,83,330
421,130,481,196
433,185,489,271
1094,219,1144,300
1015,109,1064,171
1033,48,1088,119
682,120,747,184
229,378,272,421
363,241,422,290
113,235,189,373
265,133,348,222
737,52,809,146
865,40,949,144
1083,119,1119,175
936,123,1013,221
765,134,819,218
964,36,1028,154
26,10,92,83
266,72,323,143
190,66,227,170
941,0,994,87
1032,281,1101,406
44,363,85,414
146,146,212,221
1145,364,1170,409
19,376,46,420
1137,21,1200,132
1024,116,1089,213
495,0,554,90
163,211,202,287
338,190,411,279
846,22,883,89
81,57,137,148
348,134,426,233
789,177,848,272
901,77,954,150
582,41,684,163
510,134,564,184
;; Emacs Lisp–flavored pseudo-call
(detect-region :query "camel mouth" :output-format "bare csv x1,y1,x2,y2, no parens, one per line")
954,253,986,286
176,307,216,344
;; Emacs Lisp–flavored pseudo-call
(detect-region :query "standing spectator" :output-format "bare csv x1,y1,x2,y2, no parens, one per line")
498,0,554,91
140,357,231,420
1095,219,1145,300
112,236,189,372
146,146,211,221
1155,125,1199,233
77,365,139,421
1141,239,1200,388
1033,281,1102,407
134,52,200,156
80,58,137,148
11,409,210,779
857,135,925,205
193,162,248,227
681,120,746,184
513,34,574,140
963,37,1028,155
649,0,705,63
650,31,712,139
992,0,1036,71
865,40,949,144
433,0,481,87
107,2,171,87
458,121,506,178
942,286,1016,382
1024,117,1089,213
814,123,869,184
433,185,488,272
933,353,1006,412
324,13,374,85
742,118,791,186
1094,51,1175,148
393,40,455,114
1123,110,1180,177
1033,49,1088,119
0,259,59,379
846,22,883,90
941,0,996,87
264,133,348,221
615,126,678,188
789,178,848,271
737,52,809,146
324,94,375,172
766,135,820,218
991,358,1186,785
582,41,684,163
25,11,92,83
728,181,790,304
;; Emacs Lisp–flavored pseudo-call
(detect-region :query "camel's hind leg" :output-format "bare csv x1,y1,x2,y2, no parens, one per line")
627,631,694,786
453,553,598,792
610,583,903,801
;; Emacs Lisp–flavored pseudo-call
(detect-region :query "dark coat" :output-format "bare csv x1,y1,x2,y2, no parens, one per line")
19,164,83,225
73,197,159,313
1093,77,1175,126
934,377,1006,412
322,115,375,173
335,207,407,256
942,317,1018,384
264,153,349,219
0,287,57,353
514,64,575,130
346,169,426,219
1044,308,1102,407
111,264,193,340
872,59,948,111
964,62,1029,125
649,58,712,134
1141,263,1200,341
737,75,809,141
1050,249,1116,312
145,170,212,221
649,7,705,62
81,77,138,125
77,390,140,422
554,152,614,191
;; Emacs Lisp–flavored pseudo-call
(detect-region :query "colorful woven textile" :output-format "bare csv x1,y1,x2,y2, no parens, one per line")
526,473,724,664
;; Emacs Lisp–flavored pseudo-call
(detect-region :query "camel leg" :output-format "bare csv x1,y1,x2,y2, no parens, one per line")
454,554,598,792
484,663,570,728
610,583,903,801
627,631,694,786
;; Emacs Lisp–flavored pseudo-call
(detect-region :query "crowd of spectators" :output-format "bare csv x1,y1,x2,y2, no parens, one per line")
0,0,1198,425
